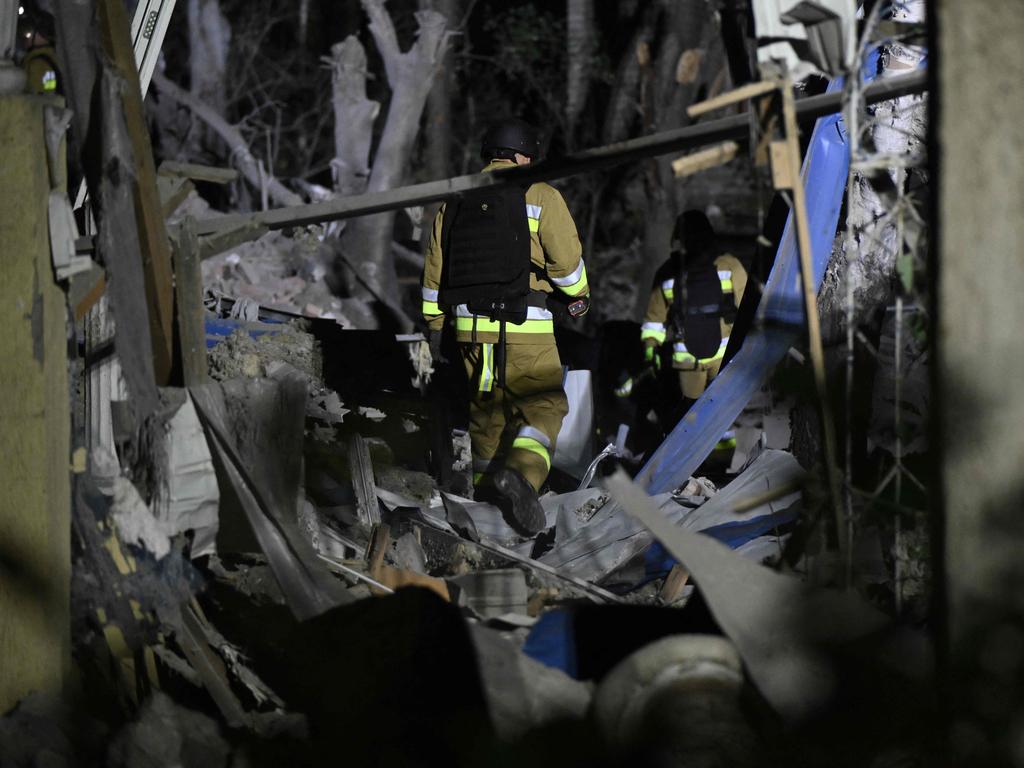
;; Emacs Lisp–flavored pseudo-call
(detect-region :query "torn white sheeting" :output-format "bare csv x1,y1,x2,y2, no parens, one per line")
552,370,595,479
604,469,927,724
154,393,220,557
110,476,171,560
751,0,855,78
676,449,803,533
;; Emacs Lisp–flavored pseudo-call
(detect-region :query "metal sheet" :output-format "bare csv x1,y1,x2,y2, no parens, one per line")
637,77,851,495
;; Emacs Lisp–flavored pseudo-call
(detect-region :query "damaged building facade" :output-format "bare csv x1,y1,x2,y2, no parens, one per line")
0,0,1020,765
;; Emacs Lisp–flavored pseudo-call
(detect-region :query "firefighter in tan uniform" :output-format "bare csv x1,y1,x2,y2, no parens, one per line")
642,210,746,412
422,119,589,535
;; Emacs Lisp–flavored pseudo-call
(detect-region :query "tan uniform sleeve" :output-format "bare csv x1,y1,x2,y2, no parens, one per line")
421,205,446,332
641,274,669,348
718,254,748,309
536,186,589,298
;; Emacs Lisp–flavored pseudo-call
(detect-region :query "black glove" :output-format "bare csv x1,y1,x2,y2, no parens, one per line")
428,330,444,366
567,295,591,318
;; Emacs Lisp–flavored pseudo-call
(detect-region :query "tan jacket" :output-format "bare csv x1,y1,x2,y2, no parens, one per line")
642,253,747,369
421,160,588,344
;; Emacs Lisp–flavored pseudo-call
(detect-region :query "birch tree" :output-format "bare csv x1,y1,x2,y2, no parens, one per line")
336,0,451,315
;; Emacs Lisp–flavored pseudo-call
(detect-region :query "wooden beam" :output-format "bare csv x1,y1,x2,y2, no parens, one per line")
671,141,740,178
686,79,780,118
97,0,176,385
71,71,926,251
778,81,847,559
171,217,209,387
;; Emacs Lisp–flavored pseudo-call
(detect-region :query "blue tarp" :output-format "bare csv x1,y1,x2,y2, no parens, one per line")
636,76,852,495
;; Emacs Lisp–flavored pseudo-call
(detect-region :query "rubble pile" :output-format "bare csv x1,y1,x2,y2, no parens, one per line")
202,229,349,322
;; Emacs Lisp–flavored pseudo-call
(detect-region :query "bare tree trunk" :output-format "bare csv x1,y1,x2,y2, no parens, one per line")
420,0,457,181
187,0,230,156
329,37,379,196
338,1,450,309
152,72,303,208
566,0,594,148
631,0,714,319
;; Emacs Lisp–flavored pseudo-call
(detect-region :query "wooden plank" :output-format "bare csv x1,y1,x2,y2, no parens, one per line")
671,141,740,178
158,160,239,184
769,140,796,190
686,79,780,118
172,217,209,387
659,564,690,603
779,81,846,558
349,435,381,527
97,0,176,385
197,221,269,261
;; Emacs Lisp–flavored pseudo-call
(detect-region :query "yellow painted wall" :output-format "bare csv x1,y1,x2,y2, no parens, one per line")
0,95,71,714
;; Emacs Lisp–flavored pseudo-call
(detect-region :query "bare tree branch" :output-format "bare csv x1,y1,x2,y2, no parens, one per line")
152,71,304,208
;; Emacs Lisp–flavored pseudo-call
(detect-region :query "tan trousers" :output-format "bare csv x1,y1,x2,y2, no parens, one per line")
461,341,568,491
678,357,723,400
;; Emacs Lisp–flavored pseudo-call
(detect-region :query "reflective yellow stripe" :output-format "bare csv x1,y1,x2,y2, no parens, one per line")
512,437,551,470
422,300,441,317
663,289,675,301
641,328,666,344
714,437,737,450
455,317,553,335
720,278,734,292
479,343,495,392
559,270,588,296
528,218,540,233
552,262,589,296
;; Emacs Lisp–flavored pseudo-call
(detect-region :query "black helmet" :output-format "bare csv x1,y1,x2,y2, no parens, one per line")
674,209,716,260
481,118,541,161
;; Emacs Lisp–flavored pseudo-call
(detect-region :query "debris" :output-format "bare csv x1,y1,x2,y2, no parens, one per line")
349,434,381,526
106,691,230,768
451,569,530,619
207,326,322,386
604,468,930,723
154,393,219,558
591,634,759,766
357,405,386,421
468,623,592,742
108,475,171,560
191,371,352,620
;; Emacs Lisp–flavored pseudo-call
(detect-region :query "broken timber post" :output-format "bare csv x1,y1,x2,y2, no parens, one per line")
172,217,209,386
349,434,381,527
96,0,176,385
0,90,71,713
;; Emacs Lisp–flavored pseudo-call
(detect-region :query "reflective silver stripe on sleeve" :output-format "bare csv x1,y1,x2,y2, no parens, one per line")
516,425,551,449
642,322,666,332
526,204,542,220
550,259,586,287
422,286,439,301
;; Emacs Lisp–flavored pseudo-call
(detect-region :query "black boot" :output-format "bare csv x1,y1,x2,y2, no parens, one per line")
492,467,546,536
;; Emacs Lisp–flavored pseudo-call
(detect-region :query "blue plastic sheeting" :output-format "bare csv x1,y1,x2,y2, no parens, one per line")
644,504,800,576
204,318,284,349
637,77,850,495
521,610,578,678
